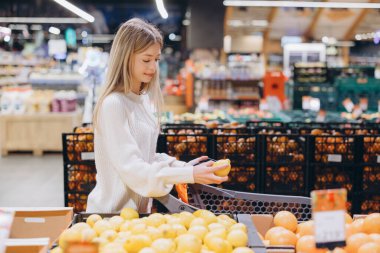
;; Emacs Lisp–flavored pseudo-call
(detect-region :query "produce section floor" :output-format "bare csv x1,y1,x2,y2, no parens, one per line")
0,154,64,207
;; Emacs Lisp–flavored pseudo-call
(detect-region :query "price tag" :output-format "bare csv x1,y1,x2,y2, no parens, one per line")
0,209,15,253
311,189,347,250
377,155,380,164
81,152,95,160
328,154,342,163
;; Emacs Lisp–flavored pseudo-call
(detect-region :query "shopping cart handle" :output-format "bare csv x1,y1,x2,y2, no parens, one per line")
154,194,199,213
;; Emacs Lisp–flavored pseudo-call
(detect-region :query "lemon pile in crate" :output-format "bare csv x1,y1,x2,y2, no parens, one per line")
53,208,254,253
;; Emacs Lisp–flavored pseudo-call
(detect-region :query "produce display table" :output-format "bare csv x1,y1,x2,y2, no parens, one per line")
0,112,81,156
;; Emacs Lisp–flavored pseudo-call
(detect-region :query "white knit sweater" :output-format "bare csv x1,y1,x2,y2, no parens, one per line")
86,92,194,213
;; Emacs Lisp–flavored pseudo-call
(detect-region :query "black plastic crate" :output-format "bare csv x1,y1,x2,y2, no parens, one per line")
65,164,96,193
220,165,258,193
67,192,90,213
213,134,257,163
287,122,327,130
158,133,211,163
246,121,284,128
309,135,355,164
263,134,306,164
264,165,306,196
362,166,380,193
313,165,355,194
62,133,95,164
356,193,380,214
362,136,380,163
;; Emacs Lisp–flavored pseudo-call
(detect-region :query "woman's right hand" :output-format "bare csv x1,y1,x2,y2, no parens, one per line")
193,161,229,185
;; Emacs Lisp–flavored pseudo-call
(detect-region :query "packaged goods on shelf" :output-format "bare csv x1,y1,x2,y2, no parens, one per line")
0,87,77,114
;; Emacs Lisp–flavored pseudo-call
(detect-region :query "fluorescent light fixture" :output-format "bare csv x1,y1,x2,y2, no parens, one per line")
4,35,11,42
251,20,268,27
0,17,87,24
52,0,95,22
0,26,11,35
223,1,380,9
228,20,244,27
155,0,169,19
49,26,61,35
8,24,28,30
31,25,43,30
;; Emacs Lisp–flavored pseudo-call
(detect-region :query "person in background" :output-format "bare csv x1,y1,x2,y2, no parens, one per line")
87,18,228,213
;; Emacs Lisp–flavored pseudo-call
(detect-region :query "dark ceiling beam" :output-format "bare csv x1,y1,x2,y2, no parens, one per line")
304,7,324,40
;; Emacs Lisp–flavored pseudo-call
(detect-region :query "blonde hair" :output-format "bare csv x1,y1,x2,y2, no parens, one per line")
93,18,164,129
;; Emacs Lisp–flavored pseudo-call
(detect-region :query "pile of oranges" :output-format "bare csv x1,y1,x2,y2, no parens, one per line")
263,211,380,253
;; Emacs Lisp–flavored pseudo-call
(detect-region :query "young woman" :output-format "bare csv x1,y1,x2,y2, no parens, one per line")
87,18,228,213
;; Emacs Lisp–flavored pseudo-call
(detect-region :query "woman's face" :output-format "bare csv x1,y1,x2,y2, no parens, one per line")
132,43,161,92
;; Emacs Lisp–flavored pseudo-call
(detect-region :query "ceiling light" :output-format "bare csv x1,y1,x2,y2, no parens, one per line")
31,25,43,30
4,35,10,42
169,33,176,40
49,26,60,35
52,0,95,22
251,20,268,27
0,17,87,24
223,1,380,9
155,0,168,19
182,20,190,26
227,20,244,27
81,31,88,38
355,34,362,40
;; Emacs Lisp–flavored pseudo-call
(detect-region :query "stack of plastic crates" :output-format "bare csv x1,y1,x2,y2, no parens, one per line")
158,124,211,162
359,134,380,214
308,130,358,213
259,129,308,196
62,128,96,213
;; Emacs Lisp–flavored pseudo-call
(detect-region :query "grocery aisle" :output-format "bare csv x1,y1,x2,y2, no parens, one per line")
0,154,64,207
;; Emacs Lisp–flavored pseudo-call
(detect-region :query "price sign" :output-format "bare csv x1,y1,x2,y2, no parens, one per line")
311,189,347,250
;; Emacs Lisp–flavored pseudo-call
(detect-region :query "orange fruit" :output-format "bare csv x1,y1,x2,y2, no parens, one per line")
346,233,373,253
346,219,364,238
358,242,380,253
297,220,315,237
369,233,380,245
363,213,380,234
345,213,353,224
296,235,325,253
332,248,347,253
269,229,297,246
273,211,298,232
264,226,286,241
213,159,231,177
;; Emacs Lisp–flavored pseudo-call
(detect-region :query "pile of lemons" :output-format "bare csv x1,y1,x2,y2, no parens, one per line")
53,208,254,253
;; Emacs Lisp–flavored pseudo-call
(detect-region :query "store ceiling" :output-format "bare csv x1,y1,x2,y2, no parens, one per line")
225,0,380,41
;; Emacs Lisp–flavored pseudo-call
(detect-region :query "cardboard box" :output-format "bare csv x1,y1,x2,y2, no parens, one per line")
5,238,49,253
238,214,295,253
5,207,73,248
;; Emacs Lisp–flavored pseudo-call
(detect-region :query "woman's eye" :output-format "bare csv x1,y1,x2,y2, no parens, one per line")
143,59,150,63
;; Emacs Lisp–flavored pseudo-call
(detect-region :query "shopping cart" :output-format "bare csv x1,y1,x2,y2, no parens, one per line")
156,183,312,222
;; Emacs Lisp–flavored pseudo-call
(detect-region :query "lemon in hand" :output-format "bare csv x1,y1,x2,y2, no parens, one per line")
213,159,231,177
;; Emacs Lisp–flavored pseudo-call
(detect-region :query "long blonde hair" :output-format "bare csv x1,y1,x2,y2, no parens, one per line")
93,18,164,129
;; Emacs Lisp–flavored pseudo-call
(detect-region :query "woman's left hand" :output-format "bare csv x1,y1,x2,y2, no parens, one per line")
187,156,209,166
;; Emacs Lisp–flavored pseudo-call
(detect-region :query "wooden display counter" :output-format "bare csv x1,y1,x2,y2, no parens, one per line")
0,112,81,156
